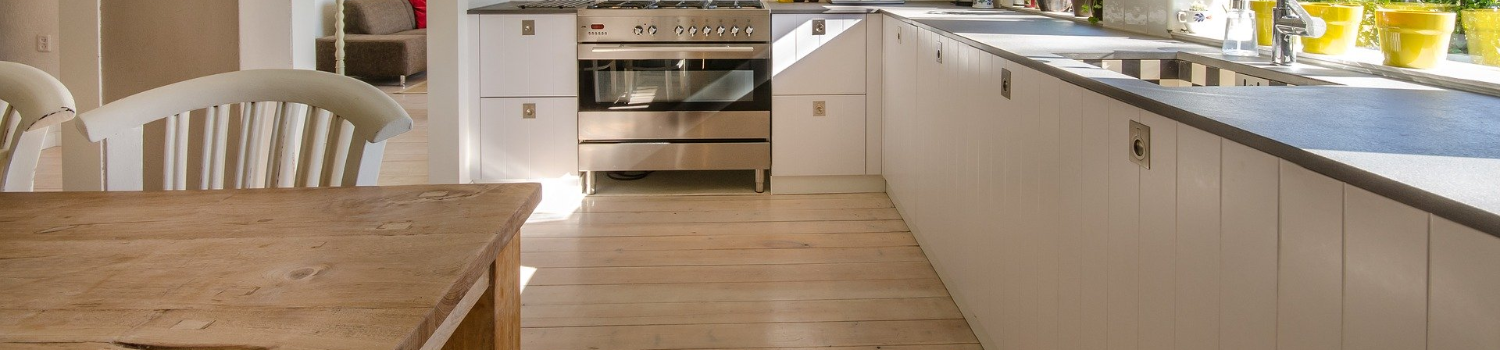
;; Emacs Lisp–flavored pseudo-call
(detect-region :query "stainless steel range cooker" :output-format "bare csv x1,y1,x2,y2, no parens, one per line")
576,0,772,194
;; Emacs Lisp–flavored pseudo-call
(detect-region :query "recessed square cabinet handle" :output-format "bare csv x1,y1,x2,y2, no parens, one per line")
522,103,537,119
522,19,535,36
813,101,827,116
812,19,826,35
896,27,902,43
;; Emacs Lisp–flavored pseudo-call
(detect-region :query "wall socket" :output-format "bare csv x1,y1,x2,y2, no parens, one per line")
37,35,53,53
812,101,827,116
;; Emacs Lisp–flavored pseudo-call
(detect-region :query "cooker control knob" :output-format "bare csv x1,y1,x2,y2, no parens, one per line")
675,25,686,35
745,26,755,35
730,26,741,36
633,25,644,35
702,26,712,35
716,26,726,35
648,25,658,35
689,26,699,36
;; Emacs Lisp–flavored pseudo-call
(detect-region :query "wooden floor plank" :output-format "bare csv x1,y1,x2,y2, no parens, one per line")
525,262,939,286
574,197,894,213
521,279,952,305
521,298,964,328
527,208,904,225
521,247,930,268
521,320,979,349
580,193,891,202
521,232,916,252
696,345,985,350
519,220,911,238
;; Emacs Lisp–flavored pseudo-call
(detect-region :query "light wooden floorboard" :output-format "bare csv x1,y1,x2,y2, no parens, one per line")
521,192,979,349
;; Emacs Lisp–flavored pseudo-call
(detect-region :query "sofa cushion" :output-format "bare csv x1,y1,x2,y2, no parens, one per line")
393,28,426,36
316,34,427,78
409,0,427,29
347,0,416,35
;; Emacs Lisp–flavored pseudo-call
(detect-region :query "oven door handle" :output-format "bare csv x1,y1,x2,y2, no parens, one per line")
579,44,769,60
589,46,757,53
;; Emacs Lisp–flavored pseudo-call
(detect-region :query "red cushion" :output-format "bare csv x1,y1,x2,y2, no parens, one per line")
409,0,427,29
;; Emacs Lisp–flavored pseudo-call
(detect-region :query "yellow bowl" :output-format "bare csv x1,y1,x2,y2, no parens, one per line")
1301,3,1365,55
1252,0,1277,45
1464,9,1500,67
1375,9,1456,68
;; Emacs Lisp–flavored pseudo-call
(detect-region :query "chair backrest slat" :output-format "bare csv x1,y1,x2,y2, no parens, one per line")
76,69,411,191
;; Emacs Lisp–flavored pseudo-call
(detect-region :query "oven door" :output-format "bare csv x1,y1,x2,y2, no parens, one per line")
578,43,771,112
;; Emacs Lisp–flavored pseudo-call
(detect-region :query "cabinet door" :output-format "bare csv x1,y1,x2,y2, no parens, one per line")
479,14,578,98
478,97,578,181
881,18,918,206
772,95,866,176
771,14,866,95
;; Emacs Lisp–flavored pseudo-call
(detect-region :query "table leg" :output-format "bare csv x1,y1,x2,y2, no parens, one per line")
495,236,521,350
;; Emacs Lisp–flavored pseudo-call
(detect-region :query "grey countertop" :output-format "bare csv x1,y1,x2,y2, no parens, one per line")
465,1,1500,236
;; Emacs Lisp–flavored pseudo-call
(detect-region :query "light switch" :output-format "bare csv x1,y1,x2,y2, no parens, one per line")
813,101,827,116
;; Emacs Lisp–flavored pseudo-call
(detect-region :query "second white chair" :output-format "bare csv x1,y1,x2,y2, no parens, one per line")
77,69,413,191
0,61,76,192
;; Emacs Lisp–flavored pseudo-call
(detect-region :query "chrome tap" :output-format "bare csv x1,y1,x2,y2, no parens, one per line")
1270,0,1327,65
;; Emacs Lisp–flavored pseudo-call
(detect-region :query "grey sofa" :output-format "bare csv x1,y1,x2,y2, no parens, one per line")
316,0,426,85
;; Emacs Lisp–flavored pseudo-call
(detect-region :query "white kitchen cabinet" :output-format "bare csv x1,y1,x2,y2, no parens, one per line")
477,97,578,181
1428,217,1500,350
771,95,866,176
1136,111,1177,350
771,14,866,95
1219,140,1280,350
1105,99,1142,350
1343,186,1430,350
881,18,917,202
479,14,577,98
1277,162,1345,350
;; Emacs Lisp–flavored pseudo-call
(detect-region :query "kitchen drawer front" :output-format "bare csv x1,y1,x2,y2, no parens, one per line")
578,111,770,141
579,142,770,171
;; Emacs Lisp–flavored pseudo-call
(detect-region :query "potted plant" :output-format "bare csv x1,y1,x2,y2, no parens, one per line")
1375,1,1458,68
1075,0,1091,16
1089,0,1105,23
1461,0,1500,66
1301,0,1367,54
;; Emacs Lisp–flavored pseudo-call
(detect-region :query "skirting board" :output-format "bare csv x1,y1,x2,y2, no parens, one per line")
769,175,886,194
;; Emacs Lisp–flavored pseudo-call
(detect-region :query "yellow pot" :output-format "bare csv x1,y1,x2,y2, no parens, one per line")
1301,3,1365,55
1253,0,1277,45
1464,9,1500,67
1375,8,1456,69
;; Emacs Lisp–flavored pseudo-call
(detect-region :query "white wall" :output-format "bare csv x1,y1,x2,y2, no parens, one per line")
240,0,334,70
0,0,62,77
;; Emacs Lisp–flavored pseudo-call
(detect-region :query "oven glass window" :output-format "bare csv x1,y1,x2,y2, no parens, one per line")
582,59,768,111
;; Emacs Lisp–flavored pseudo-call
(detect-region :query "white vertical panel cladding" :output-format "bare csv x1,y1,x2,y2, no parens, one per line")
771,95,867,176
1014,51,1043,350
1137,111,1177,350
1344,185,1429,350
975,51,1006,347
478,14,577,98
1428,217,1500,350
864,14,883,176
1054,82,1086,350
1034,63,1063,350
1277,161,1345,350
1219,140,1279,350
477,97,577,181
1077,88,1112,350
1174,124,1222,350
1105,99,1141,350
770,14,867,95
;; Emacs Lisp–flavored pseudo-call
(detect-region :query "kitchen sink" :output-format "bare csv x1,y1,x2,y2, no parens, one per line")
1059,51,1338,87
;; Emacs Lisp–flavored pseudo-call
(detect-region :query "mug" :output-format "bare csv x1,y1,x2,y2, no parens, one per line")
1177,10,1214,34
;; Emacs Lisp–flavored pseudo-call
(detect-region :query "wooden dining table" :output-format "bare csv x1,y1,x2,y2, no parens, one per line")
0,183,540,350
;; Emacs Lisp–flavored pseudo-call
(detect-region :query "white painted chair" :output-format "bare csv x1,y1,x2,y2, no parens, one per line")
77,69,412,191
0,61,76,192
